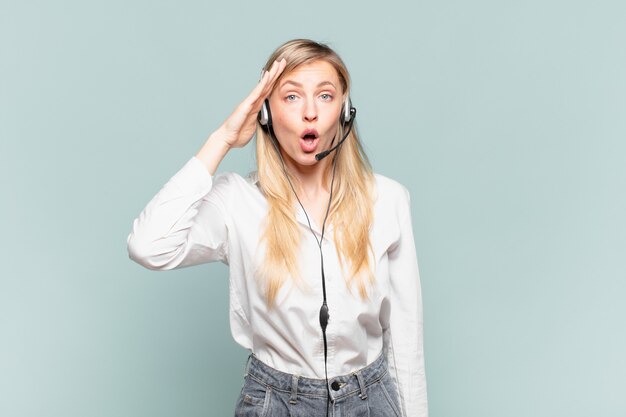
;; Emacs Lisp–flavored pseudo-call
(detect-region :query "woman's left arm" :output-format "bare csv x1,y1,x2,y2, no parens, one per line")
384,185,429,417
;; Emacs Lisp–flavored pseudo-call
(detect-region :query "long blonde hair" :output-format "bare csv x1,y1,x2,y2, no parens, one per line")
255,39,376,308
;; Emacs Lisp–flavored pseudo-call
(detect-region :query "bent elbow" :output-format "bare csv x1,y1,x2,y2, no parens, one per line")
127,232,156,270
126,232,179,271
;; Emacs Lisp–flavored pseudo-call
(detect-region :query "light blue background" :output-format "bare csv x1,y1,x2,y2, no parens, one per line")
1,0,625,416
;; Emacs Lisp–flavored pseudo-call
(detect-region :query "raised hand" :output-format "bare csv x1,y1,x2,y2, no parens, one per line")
195,58,286,174
219,58,287,148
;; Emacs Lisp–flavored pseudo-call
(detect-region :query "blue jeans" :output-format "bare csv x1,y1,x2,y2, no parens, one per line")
233,351,403,417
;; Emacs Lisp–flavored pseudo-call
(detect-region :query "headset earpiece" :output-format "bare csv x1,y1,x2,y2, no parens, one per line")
341,96,353,125
258,99,272,131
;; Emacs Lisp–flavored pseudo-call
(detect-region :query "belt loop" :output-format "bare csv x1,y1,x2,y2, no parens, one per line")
355,370,368,400
243,353,253,377
289,375,299,404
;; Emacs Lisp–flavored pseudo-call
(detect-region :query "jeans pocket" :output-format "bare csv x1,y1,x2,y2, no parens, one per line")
377,373,402,417
234,375,271,417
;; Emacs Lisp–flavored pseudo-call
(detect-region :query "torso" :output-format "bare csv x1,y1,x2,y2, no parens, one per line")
222,170,409,378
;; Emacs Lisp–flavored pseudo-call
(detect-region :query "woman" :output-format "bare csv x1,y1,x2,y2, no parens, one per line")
127,39,428,417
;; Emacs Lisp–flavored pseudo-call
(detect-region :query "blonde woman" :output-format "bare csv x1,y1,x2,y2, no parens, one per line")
127,39,428,417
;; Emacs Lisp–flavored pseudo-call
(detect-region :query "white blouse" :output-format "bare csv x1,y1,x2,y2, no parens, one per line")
126,155,428,417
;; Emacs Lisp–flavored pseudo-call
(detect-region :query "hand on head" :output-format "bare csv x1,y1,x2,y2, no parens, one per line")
218,58,287,149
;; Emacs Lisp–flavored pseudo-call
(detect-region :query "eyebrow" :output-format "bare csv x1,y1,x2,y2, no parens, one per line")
280,80,337,89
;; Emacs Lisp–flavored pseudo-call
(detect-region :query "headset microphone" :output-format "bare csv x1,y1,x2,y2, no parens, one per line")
314,107,356,161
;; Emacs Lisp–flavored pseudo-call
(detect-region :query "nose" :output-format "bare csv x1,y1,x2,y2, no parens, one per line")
303,98,318,122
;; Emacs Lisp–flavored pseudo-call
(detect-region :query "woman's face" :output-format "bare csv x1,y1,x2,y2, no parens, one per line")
268,59,344,168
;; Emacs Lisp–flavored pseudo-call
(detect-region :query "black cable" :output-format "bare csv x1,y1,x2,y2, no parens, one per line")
266,126,342,417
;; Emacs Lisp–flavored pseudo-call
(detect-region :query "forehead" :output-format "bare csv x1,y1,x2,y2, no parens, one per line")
278,60,341,89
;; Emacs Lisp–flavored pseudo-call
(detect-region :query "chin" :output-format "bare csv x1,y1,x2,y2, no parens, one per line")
296,154,320,166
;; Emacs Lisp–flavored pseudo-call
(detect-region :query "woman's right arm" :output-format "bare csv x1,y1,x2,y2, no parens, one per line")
126,152,230,270
126,58,286,270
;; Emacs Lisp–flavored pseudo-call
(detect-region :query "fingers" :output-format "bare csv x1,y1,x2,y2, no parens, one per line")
251,68,271,96
248,58,286,107
264,58,287,96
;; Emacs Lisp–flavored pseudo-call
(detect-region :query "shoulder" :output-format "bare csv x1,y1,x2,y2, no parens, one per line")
370,173,414,247
209,170,263,208
210,170,260,196
212,170,258,188
372,172,411,205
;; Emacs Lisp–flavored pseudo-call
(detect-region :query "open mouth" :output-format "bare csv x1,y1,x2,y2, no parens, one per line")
302,133,317,143
301,129,319,141
300,129,320,153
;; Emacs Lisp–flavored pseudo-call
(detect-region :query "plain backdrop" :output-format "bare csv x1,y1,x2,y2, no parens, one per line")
1,0,625,416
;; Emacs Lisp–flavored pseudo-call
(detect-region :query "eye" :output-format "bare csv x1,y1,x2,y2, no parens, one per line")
286,94,298,101
320,93,333,101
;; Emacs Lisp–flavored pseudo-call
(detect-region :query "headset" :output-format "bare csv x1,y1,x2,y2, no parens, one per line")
257,97,356,161
257,94,357,416
258,95,353,128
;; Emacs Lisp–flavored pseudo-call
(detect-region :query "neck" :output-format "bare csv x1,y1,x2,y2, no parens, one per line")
279,149,333,196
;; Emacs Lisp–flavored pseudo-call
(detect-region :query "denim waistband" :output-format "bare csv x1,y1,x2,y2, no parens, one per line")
243,352,389,400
